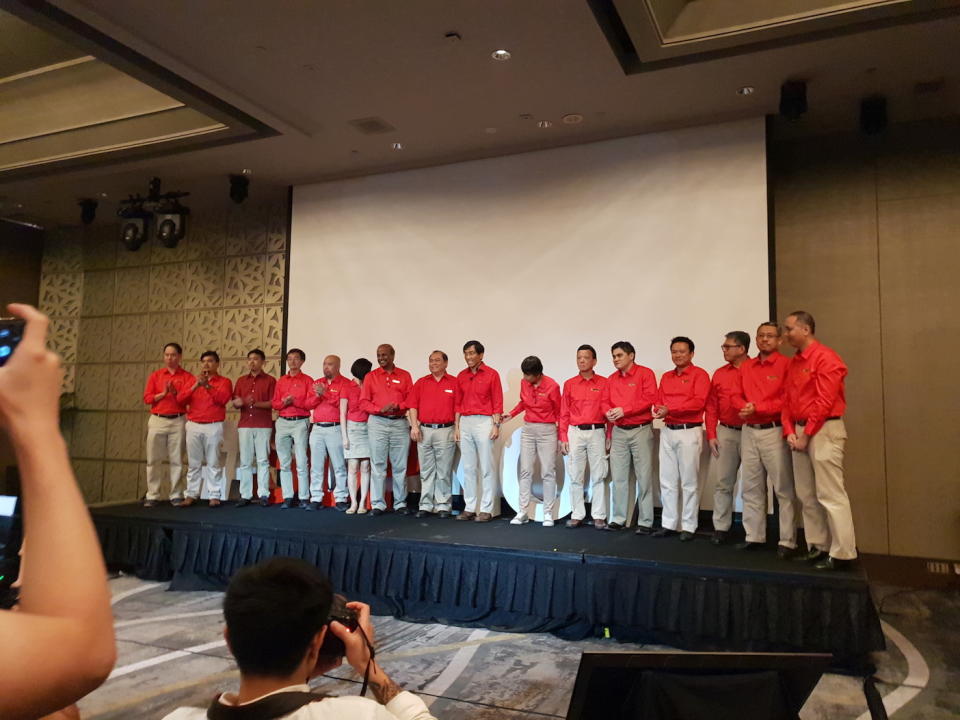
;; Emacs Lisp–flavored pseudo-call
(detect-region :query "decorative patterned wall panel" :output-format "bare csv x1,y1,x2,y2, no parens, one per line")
49,317,79,363
81,227,118,271
148,233,191,265
264,254,285,305
111,314,148,362
224,255,265,306
146,312,184,357
183,309,223,358
185,259,225,309
75,364,110,410
40,272,83,317
103,461,141,502
105,411,145,461
72,459,104,503
115,241,152,268
115,267,151,315
77,317,113,363
233,206,268,256
263,305,283,356
148,263,188,311
222,307,263,359
108,363,148,411
266,204,287,254
42,227,83,274
71,411,107,458
187,210,227,260
82,270,117,317
62,363,76,394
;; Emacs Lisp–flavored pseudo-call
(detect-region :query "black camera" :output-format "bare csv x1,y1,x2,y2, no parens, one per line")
318,593,359,658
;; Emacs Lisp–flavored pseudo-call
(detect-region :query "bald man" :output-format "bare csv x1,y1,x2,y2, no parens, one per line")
305,355,351,511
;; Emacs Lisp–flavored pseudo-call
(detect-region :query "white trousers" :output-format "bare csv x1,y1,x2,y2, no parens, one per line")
740,425,798,547
417,425,456,512
145,414,186,500
609,424,655,527
792,419,857,560
275,417,310,500
368,415,410,511
237,427,272,499
711,424,742,532
567,426,608,521
659,426,703,533
459,415,496,514
309,424,348,503
517,422,558,519
185,421,224,500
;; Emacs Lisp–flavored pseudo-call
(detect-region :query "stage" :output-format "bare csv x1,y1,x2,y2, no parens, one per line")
92,502,884,665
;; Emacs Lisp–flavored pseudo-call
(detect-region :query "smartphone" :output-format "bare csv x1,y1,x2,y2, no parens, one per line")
0,318,25,368
0,494,22,608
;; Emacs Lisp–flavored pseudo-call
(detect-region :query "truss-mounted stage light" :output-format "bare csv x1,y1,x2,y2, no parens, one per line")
779,80,807,121
229,173,250,204
117,204,151,251
155,200,189,248
79,198,98,225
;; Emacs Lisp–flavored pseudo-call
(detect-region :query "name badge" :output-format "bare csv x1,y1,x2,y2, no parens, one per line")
628,383,636,387
590,387,600,392
444,389,454,394
391,379,401,384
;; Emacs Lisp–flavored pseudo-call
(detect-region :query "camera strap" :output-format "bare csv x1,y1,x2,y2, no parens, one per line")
206,691,326,720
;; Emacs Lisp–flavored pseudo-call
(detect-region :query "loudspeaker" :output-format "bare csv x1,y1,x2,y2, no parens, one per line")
860,95,887,135
779,81,807,121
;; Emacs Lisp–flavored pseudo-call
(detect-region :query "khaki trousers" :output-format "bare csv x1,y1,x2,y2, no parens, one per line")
145,414,186,500
185,420,225,500
791,419,857,560
517,422,558,519
417,425,455,512
741,425,797,547
659,426,703,533
710,424,742,532
567,426,608,521
609,424,655,527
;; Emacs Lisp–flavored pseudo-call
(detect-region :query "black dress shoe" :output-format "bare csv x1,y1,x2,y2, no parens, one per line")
335,501,349,512
679,531,695,542
607,522,624,531
735,541,763,551
371,508,384,516
593,519,608,531
304,501,321,511
235,498,250,508
776,545,797,560
634,525,653,536
281,498,297,509
566,519,583,529
651,528,674,538
142,499,156,508
416,510,431,518
437,511,452,518
814,556,853,571
710,530,727,545
793,548,828,563
259,497,270,507
396,506,412,516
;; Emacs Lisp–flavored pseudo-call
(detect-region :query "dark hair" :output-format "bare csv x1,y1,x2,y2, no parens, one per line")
463,340,484,355
725,331,751,353
671,336,695,353
788,311,816,334
201,350,220,363
223,557,333,677
757,321,781,335
351,357,373,381
430,350,448,362
247,348,266,361
164,342,183,355
577,344,597,359
520,356,543,376
287,348,306,362
611,341,635,355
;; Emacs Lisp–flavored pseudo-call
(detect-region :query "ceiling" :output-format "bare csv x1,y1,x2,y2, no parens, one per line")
0,0,958,227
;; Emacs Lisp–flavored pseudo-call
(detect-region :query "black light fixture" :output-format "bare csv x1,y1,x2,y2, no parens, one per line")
117,203,151,251
78,198,98,225
779,80,807,121
155,200,189,248
229,173,250,204
860,95,887,135
116,177,190,250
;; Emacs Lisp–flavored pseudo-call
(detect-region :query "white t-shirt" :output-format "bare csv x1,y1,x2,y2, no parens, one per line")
161,684,436,720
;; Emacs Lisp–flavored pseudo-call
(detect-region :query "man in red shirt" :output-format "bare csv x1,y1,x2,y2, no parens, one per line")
606,341,658,533
455,340,503,522
178,351,233,507
305,355,351,512
737,322,798,557
407,351,457,518
782,311,856,570
560,345,612,530
652,336,710,541
705,331,749,545
503,356,561,527
361,344,413,516
142,342,195,507
233,349,276,507
271,348,314,508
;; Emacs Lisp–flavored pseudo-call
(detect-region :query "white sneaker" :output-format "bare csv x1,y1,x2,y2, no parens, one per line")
543,516,554,527
510,514,529,525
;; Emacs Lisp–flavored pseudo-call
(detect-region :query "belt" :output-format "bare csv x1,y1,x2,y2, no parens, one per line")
618,420,653,430
665,422,703,430
719,423,742,431
280,415,310,420
422,422,454,429
375,414,405,420
795,416,841,426
576,423,606,430
313,421,340,427
746,421,782,430
155,413,185,419
189,419,222,425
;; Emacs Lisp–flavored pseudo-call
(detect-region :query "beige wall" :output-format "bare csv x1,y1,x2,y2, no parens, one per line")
39,196,288,504
773,118,960,559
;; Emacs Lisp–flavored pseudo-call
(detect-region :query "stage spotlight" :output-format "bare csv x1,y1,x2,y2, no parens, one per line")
229,174,249,204
79,199,98,225
779,80,807,121
117,204,151,251
860,95,887,135
155,201,189,248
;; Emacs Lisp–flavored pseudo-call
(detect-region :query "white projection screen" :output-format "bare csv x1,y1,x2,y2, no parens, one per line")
289,117,769,516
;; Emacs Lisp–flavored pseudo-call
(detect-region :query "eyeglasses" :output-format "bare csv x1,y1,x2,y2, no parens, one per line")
720,344,743,350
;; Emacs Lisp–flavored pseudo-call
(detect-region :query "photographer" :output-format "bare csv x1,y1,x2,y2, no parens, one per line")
0,304,116,719
163,557,437,719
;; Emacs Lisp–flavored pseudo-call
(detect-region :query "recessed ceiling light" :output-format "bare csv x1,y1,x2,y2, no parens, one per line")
737,86,755,96
491,49,511,61
240,168,253,175
519,113,534,121
562,113,584,125
537,120,552,129
99,192,109,198
392,142,403,150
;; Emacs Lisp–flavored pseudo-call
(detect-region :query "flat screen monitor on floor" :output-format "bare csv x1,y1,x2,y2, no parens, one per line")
566,651,831,720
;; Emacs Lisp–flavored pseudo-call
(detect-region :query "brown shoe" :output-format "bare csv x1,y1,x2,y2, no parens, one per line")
208,499,221,508
474,512,492,523
566,518,583,529
593,519,608,531
179,497,196,508
457,511,476,521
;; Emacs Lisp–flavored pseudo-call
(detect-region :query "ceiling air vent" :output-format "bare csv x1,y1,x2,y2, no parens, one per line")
348,116,396,135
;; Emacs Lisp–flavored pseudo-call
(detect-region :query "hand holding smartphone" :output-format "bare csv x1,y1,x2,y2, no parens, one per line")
0,318,25,367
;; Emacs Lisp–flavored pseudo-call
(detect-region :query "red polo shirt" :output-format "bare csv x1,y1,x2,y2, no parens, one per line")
508,375,561,424
361,366,413,417
455,363,503,416
307,374,351,423
343,380,368,422
559,373,610,442
740,351,790,425
143,366,195,416
782,340,847,437
408,373,458,424
233,371,276,429
658,364,710,425
705,363,745,440
272,371,315,418
178,375,233,423
607,363,658,426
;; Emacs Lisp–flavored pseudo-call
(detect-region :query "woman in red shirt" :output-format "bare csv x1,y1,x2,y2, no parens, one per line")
343,358,373,514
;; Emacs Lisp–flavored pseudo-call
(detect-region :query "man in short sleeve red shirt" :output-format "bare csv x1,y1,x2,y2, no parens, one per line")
272,348,314,508
142,342,195,506
232,348,276,506
305,355,351,511
407,350,457,518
